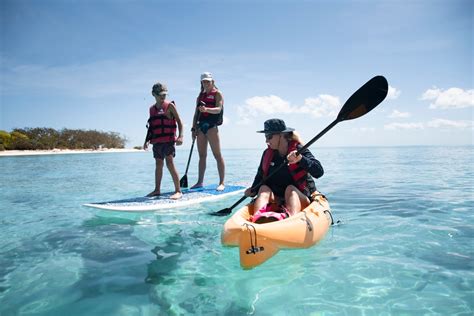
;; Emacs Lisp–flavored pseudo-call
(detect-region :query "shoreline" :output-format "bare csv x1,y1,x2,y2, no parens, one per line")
0,148,144,157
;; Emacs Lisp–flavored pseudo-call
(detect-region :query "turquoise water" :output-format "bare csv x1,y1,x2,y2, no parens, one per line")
1,146,473,315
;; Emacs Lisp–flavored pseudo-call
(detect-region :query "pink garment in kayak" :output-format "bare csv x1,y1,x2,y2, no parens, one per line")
250,203,290,223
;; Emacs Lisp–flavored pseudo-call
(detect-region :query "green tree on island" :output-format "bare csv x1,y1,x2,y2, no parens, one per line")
0,128,127,151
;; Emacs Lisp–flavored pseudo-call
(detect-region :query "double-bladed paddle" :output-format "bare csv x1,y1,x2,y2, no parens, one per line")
210,75,389,216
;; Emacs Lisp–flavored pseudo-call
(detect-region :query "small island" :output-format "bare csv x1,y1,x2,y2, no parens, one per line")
0,128,139,156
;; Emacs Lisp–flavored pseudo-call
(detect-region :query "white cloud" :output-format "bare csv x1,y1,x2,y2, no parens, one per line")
384,122,424,130
389,110,411,118
236,94,341,124
236,95,295,125
384,119,474,130
245,95,294,114
426,118,474,129
300,95,341,118
352,127,376,133
387,85,401,99
236,107,253,125
421,87,474,109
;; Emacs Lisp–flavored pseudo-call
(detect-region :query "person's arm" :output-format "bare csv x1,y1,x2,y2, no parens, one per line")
143,111,152,150
191,98,201,138
143,128,150,150
168,102,183,145
199,91,223,114
288,145,324,179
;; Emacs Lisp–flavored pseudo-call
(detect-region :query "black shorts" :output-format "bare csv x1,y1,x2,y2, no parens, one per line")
198,122,217,134
152,142,175,160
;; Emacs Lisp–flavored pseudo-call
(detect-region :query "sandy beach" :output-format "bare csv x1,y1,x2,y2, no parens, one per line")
0,148,144,157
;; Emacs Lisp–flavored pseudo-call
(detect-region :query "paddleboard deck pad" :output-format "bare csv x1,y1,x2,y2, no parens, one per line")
84,185,245,212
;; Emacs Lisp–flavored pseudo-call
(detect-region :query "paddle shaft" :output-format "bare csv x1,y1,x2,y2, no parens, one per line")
225,195,248,213
182,110,202,176
183,137,196,176
297,118,339,154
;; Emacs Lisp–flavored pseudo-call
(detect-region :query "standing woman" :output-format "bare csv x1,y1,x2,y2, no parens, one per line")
190,72,225,191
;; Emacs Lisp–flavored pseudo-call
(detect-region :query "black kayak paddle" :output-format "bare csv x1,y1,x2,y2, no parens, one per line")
209,75,389,216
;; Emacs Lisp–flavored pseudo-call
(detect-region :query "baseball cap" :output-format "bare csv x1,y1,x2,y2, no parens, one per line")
200,72,213,81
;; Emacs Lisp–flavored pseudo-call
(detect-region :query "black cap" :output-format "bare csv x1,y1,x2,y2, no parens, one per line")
256,119,295,134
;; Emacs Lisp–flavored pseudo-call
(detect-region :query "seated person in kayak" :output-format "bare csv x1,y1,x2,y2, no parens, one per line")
244,119,324,223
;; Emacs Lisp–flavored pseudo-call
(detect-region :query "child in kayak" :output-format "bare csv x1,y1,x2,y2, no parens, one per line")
144,82,184,199
244,119,324,223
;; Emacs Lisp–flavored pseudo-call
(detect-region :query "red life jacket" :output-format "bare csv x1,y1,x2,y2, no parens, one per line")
148,101,177,144
198,89,223,126
262,140,308,193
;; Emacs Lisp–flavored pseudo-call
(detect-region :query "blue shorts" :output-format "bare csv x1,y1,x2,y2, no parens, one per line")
152,142,175,160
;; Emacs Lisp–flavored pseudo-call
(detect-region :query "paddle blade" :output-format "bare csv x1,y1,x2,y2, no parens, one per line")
179,175,188,188
337,75,389,122
210,208,232,216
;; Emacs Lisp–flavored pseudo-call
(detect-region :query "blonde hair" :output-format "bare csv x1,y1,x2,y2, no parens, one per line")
284,131,304,145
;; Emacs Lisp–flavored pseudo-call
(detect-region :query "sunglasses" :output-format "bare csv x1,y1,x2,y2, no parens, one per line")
265,133,276,140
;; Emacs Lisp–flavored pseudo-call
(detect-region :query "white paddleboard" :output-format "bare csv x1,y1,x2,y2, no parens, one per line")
84,184,245,212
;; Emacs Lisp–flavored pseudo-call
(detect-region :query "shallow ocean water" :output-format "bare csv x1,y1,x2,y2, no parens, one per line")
0,146,473,315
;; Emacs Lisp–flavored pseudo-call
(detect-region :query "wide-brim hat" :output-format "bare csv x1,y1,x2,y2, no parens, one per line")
256,119,295,134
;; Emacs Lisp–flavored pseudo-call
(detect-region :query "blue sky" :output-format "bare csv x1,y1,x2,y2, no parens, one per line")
1,0,472,148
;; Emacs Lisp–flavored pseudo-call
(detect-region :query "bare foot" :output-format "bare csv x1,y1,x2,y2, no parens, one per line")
170,192,182,200
190,183,203,189
146,190,160,197
216,184,225,191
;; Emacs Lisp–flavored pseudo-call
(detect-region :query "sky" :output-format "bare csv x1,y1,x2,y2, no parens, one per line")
1,0,472,149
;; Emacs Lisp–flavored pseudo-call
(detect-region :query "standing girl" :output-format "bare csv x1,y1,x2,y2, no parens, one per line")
191,72,225,191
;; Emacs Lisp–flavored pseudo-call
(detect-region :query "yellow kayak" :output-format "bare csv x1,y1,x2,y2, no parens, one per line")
221,192,331,269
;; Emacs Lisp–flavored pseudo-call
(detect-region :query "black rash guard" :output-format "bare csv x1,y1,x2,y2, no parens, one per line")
250,144,324,199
